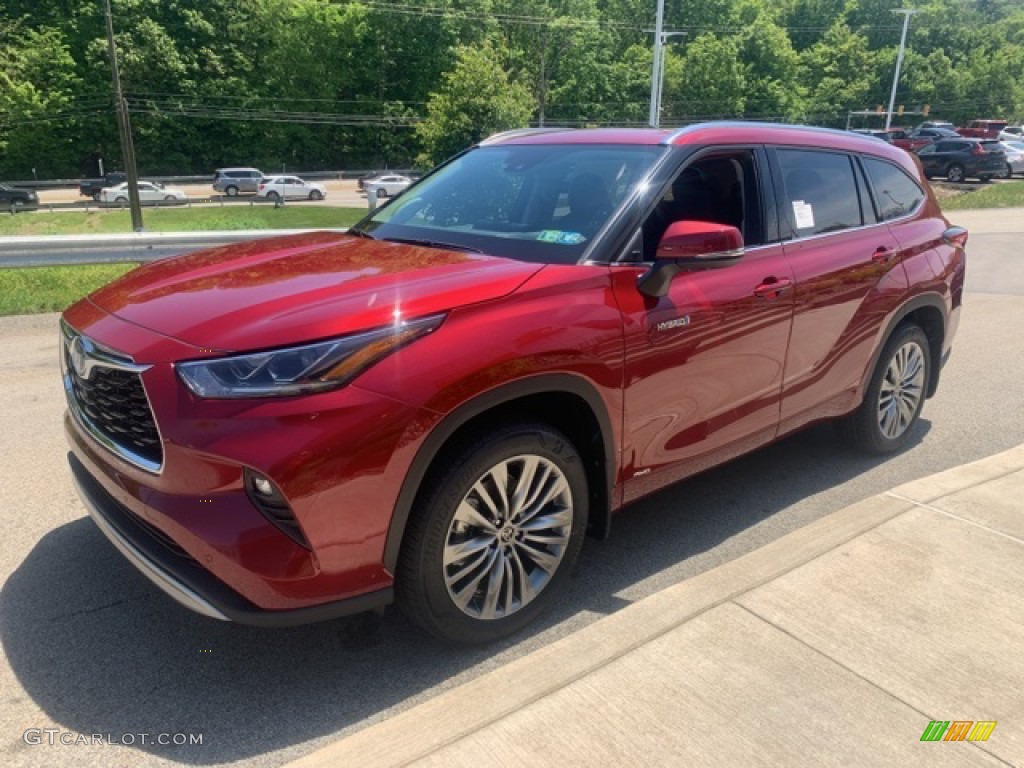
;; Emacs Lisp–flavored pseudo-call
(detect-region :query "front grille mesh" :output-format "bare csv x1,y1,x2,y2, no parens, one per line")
63,335,163,469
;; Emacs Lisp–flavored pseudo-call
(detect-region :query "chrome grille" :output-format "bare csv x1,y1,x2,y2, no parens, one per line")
61,322,164,472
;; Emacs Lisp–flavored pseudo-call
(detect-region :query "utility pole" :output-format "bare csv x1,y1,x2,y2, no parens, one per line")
648,0,665,127
885,8,921,131
103,0,143,231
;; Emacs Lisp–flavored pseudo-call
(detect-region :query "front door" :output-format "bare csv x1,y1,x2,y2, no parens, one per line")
611,149,795,503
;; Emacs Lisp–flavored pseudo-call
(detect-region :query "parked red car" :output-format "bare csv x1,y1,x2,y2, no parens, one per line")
62,123,966,643
958,119,1009,139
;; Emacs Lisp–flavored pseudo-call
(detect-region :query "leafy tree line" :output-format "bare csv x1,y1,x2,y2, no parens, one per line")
1,0,1022,178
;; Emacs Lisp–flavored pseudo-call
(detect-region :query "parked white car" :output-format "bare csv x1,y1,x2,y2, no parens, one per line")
100,181,188,203
363,174,412,198
256,176,326,201
997,125,1023,141
999,140,1024,177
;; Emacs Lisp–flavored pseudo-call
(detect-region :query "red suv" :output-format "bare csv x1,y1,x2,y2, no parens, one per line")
61,123,966,644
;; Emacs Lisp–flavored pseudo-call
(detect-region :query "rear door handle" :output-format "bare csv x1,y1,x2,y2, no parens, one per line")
872,246,895,264
753,277,792,299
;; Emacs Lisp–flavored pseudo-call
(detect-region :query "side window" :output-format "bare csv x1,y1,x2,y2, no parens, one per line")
777,149,862,237
862,158,924,221
640,150,765,259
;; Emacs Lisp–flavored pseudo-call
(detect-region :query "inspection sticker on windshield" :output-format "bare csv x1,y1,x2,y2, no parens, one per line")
792,200,815,229
538,230,586,245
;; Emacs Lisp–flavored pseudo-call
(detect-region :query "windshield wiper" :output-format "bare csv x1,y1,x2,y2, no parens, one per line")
346,226,375,239
380,236,482,254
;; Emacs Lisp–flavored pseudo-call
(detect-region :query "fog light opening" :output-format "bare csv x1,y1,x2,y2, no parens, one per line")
243,468,311,549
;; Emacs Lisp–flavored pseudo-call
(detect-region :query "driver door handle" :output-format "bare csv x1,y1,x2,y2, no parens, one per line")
753,277,792,299
872,246,896,264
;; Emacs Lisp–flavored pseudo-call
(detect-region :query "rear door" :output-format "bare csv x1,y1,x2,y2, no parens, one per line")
771,147,906,433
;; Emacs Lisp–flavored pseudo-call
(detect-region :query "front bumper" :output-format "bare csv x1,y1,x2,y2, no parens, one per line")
69,451,392,625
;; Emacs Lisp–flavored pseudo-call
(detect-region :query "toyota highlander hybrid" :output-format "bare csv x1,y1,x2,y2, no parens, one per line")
61,123,966,644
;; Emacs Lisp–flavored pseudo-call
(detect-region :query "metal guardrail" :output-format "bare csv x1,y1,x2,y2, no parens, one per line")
4,195,340,214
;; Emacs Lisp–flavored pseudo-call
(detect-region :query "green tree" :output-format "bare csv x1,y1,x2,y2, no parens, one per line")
416,43,534,166
664,33,746,121
0,25,83,177
799,21,874,124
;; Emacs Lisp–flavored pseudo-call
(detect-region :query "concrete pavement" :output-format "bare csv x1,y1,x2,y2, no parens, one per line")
287,443,1024,768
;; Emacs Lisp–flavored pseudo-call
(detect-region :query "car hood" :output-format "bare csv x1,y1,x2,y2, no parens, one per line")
86,231,544,352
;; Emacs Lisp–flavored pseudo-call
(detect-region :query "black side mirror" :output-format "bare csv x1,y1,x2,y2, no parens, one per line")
638,220,745,298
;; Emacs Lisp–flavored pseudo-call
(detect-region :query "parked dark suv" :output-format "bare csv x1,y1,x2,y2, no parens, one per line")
916,138,1007,182
62,123,966,644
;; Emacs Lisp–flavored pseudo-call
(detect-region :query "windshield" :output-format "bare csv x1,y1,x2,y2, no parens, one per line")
357,144,664,264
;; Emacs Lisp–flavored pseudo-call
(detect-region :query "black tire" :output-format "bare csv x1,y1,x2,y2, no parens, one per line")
397,422,588,645
980,175,993,183
267,190,280,201
225,185,239,197
309,190,323,201
835,324,931,455
115,196,127,203
164,195,176,202
376,187,388,198
92,192,101,202
946,164,965,182
1000,164,1013,180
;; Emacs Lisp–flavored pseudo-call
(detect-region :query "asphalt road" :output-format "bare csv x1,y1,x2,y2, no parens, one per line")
1,215,1022,768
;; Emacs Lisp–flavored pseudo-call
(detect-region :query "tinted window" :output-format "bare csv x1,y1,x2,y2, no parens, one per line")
934,141,958,152
778,149,862,236
917,145,936,155
862,158,924,221
640,150,765,258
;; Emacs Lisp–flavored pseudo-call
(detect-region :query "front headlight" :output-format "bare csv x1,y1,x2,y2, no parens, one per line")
176,314,444,398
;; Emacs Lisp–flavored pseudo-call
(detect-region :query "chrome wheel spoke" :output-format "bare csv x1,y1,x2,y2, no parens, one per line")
454,500,497,533
444,452,573,621
480,550,505,618
444,534,494,565
448,548,498,609
515,538,562,573
509,456,541,519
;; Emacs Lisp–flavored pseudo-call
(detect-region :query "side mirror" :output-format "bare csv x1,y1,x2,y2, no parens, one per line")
638,220,745,298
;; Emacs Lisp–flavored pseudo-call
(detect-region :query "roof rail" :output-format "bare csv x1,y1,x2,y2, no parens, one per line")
480,127,576,145
660,120,868,145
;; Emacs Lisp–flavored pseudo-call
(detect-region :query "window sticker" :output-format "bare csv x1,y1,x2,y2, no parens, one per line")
792,200,815,230
537,230,586,245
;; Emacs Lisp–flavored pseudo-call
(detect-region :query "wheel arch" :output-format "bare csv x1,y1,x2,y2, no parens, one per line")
383,374,617,573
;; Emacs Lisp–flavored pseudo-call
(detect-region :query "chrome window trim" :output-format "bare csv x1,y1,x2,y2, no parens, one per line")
60,319,165,475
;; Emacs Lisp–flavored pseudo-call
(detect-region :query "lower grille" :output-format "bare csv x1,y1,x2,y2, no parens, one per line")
61,322,164,472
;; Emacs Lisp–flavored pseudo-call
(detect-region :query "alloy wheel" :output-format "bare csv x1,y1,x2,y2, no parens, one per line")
443,454,573,621
877,341,926,440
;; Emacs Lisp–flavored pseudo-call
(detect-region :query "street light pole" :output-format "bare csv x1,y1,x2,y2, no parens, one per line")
652,31,686,128
885,8,921,131
648,0,665,127
103,0,143,231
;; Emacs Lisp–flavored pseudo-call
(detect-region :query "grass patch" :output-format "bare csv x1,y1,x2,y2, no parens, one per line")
0,263,138,316
0,204,365,236
939,180,1024,210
